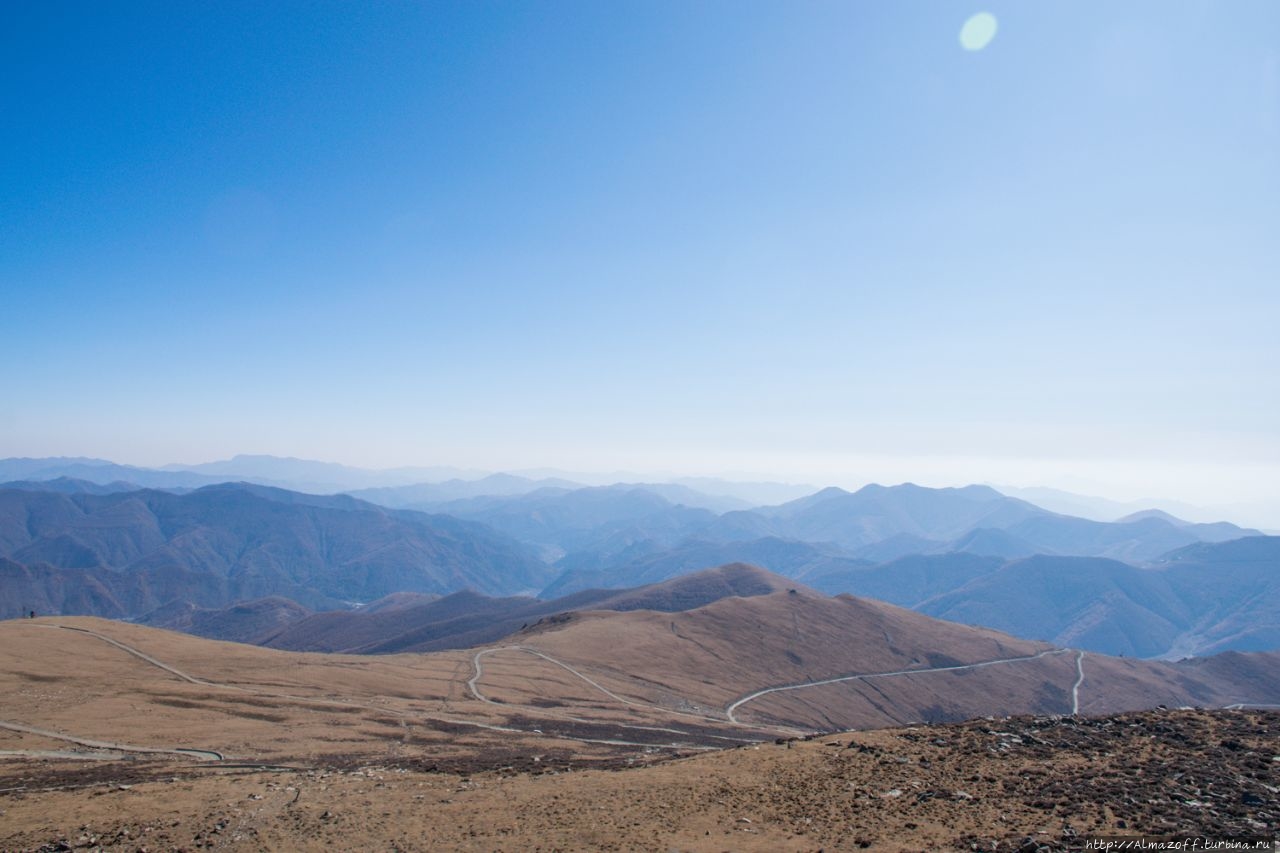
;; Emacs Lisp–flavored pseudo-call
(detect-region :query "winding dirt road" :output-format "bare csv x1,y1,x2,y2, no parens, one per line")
44,624,213,685
0,720,223,761
469,646,642,709
1071,650,1086,715
32,624,738,756
725,648,1074,724
468,645,767,746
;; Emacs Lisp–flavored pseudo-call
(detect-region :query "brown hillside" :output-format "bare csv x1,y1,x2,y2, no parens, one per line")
2,708,1275,852
2,584,1280,851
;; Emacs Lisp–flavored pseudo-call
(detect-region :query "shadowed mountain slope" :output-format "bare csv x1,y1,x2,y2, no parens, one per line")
138,596,313,644
907,538,1280,659
1156,536,1280,656
256,563,798,653
800,552,1007,606
550,535,1280,659
0,483,549,619
918,555,1187,659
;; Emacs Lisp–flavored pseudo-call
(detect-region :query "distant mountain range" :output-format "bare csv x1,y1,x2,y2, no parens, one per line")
532,483,1259,591
710,483,1255,561
0,455,485,494
6,453,1273,527
0,463,1273,661
993,484,1279,532
0,482,549,617
0,455,802,508
793,538,1280,659
143,562,797,654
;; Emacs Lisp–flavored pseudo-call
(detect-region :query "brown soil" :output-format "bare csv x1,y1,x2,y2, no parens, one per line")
2,613,1278,851
2,709,1275,852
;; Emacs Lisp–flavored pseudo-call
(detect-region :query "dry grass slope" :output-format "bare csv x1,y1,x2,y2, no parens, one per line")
2,586,1279,851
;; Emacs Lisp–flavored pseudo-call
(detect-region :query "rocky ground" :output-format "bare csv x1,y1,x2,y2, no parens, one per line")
2,708,1276,852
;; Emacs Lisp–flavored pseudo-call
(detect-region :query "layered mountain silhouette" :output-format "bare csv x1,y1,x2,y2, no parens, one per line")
354,480,749,515
0,455,486,494
700,483,1257,562
0,482,548,618
139,595,313,644
798,538,1280,659
0,455,761,506
345,474,583,509
436,485,721,563
542,537,870,598
531,483,1258,593
0,470,1272,661
144,562,796,653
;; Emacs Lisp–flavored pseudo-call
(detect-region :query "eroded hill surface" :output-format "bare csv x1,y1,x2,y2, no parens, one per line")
2,709,1275,852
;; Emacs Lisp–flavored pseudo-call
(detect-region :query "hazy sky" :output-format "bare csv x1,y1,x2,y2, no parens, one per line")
2,1,1278,512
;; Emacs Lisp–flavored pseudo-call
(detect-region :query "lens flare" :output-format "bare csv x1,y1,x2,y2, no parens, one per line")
959,12,998,51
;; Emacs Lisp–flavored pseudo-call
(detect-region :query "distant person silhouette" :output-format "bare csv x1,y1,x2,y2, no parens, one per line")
29,610,35,619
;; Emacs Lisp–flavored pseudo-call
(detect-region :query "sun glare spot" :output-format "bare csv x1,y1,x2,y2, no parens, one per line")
959,12,998,52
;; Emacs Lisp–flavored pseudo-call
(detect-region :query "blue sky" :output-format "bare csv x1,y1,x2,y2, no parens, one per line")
2,1,1278,516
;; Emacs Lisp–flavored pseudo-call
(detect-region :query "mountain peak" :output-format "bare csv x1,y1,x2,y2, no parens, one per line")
1118,508,1185,525
803,486,850,500
853,482,1004,501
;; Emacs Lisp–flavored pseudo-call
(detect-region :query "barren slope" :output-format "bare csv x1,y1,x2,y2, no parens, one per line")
2,709,1275,852
514,587,1277,726
3,583,1280,852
